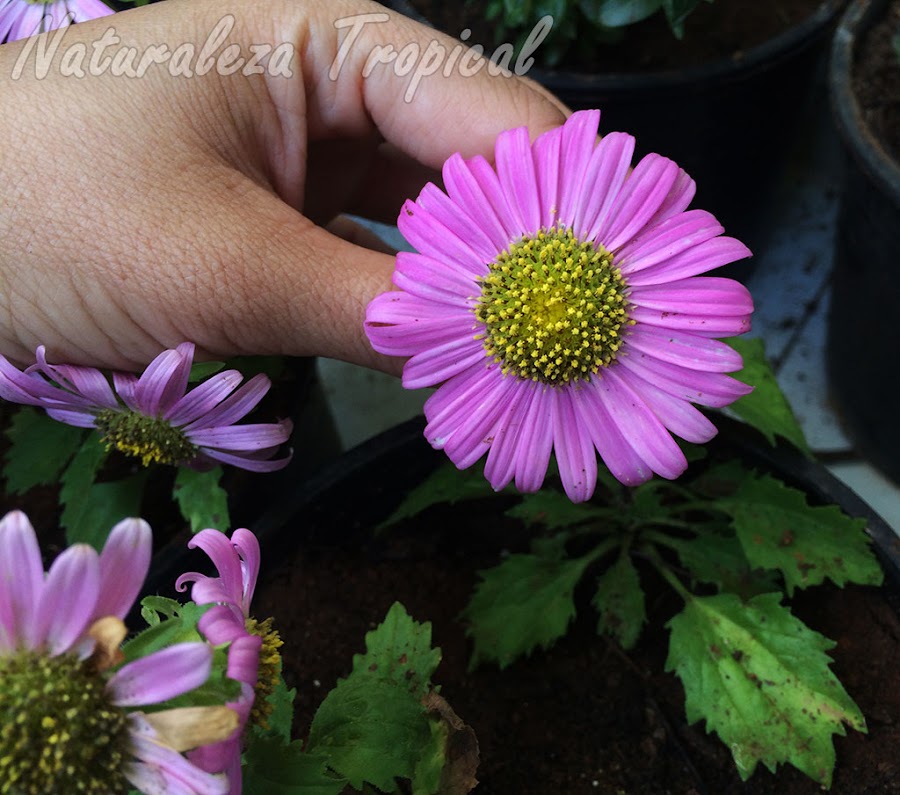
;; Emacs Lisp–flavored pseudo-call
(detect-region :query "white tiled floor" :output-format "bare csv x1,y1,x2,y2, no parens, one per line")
317,113,900,538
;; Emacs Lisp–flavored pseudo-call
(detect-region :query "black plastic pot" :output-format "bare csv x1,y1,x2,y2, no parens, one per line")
826,0,900,485
386,0,846,267
142,413,900,602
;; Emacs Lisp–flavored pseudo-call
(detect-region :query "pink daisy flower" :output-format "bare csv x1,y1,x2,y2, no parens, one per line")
365,110,754,502
0,0,113,43
177,528,278,795
0,510,235,794
0,343,292,472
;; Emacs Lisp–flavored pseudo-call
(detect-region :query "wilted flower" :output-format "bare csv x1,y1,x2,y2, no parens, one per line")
0,0,113,43
366,110,753,502
177,528,282,794
0,342,292,472
0,511,236,794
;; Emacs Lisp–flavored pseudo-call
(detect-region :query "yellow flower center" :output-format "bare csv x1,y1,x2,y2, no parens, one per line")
474,227,632,385
0,651,130,795
95,409,197,467
245,617,283,730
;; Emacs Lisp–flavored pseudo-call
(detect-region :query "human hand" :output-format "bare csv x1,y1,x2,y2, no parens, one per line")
0,0,566,371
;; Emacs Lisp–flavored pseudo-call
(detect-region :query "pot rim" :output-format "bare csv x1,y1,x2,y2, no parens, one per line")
830,0,900,201
388,0,846,91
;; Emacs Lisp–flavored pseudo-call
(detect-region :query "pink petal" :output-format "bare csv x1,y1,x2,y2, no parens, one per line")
113,372,140,411
592,369,687,480
44,407,99,427
496,125,541,234
402,336,487,390
134,344,193,417
94,518,152,621
392,252,480,306
629,275,753,317
398,199,488,273
616,351,752,408
483,379,533,491
532,125,563,229
109,642,213,706
613,365,717,444
644,167,696,227
552,387,598,503
578,132,635,242
467,155,525,240
188,424,290,452
34,544,100,656
442,152,514,252
0,511,44,648
629,305,752,337
557,109,601,229
600,154,680,251
424,363,501,448
35,348,118,408
625,236,752,286
198,604,248,645
164,370,243,426
442,375,519,469
416,182,498,266
226,635,262,685
616,210,723,276
513,382,555,492
622,326,745,373
185,529,245,607
197,447,292,472
573,381,652,486
231,528,260,609
182,373,273,432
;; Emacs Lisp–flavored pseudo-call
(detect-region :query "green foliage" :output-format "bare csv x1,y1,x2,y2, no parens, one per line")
462,548,595,669
127,597,209,659
666,530,779,599
726,337,812,456
666,593,865,787
720,473,883,594
59,435,149,549
592,555,645,649
173,466,230,533
307,603,458,794
507,490,613,530
2,407,85,494
378,462,500,530
243,738,346,795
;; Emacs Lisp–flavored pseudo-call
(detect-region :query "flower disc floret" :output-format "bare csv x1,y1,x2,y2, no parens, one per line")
0,651,130,795
95,408,198,467
475,226,630,384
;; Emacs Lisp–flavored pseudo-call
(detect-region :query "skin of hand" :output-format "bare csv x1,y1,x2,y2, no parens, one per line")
0,0,567,373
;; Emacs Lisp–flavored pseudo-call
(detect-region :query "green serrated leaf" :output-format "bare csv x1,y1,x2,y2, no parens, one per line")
723,473,883,594
506,490,612,530
463,551,593,669
173,466,230,533
726,337,812,456
412,718,446,795
258,670,296,744
307,677,430,792
59,434,108,540
593,555,646,649
123,600,210,661
667,530,780,599
3,407,86,494
243,737,346,795
63,471,149,550
666,592,865,787
378,462,501,530
352,602,441,699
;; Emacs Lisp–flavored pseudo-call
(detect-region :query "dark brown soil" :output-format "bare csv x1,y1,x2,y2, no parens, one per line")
407,0,825,72
254,497,900,794
853,0,900,162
